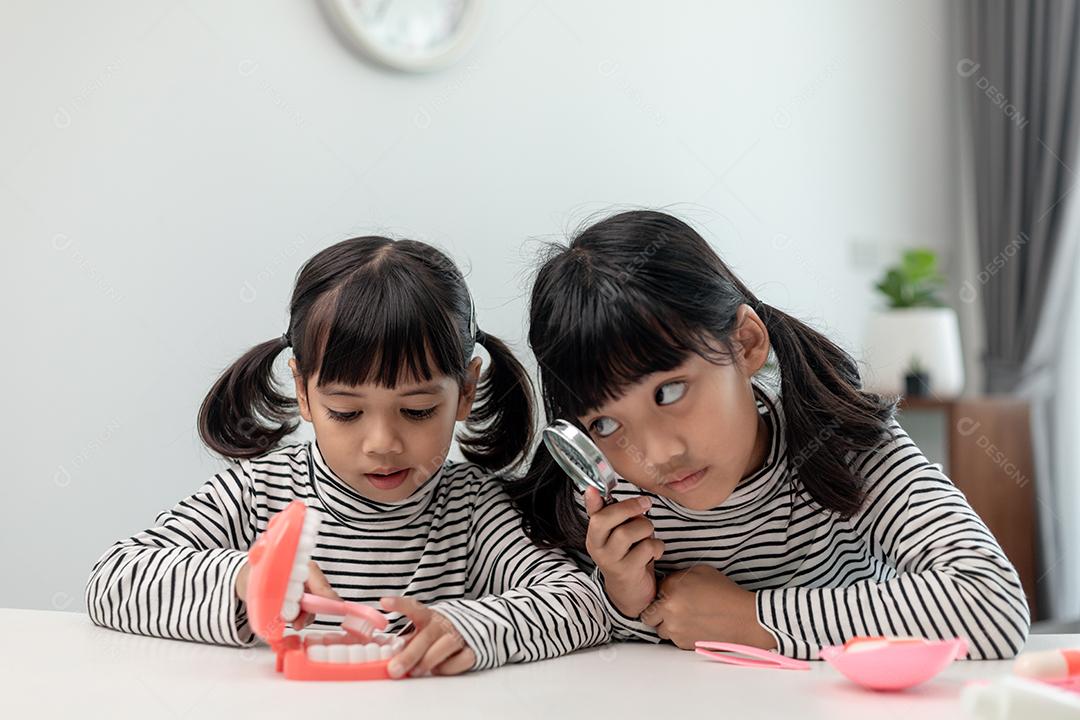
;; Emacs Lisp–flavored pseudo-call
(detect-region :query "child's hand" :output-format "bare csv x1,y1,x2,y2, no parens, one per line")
379,596,476,678
639,565,776,651
583,488,664,618
234,559,341,630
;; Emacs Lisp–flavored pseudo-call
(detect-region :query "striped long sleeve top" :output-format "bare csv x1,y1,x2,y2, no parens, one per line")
86,442,610,671
578,380,1030,660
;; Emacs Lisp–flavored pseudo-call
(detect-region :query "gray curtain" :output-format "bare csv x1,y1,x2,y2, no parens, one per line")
958,0,1080,619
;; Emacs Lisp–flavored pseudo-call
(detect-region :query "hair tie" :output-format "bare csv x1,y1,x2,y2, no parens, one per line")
465,287,484,350
281,332,291,347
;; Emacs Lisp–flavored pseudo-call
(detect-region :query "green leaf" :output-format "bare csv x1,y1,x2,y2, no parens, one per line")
909,289,945,307
875,247,946,307
874,269,907,307
901,249,937,282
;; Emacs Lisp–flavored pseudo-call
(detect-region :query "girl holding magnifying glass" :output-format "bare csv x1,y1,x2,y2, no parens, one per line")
511,210,1030,661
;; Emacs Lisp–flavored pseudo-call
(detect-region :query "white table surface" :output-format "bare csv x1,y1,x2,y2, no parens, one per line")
2,609,1077,719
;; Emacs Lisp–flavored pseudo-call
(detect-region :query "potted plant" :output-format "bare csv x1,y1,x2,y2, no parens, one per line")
904,355,931,397
863,249,965,397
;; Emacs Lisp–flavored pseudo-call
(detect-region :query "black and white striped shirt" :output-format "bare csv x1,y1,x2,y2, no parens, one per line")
86,442,610,670
579,380,1030,660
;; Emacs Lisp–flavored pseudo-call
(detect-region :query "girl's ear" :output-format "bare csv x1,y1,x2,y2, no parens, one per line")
733,304,771,376
289,358,313,422
456,357,483,422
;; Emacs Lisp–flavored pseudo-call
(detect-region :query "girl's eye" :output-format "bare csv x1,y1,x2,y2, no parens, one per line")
326,409,360,423
655,381,687,406
590,416,621,438
402,406,437,421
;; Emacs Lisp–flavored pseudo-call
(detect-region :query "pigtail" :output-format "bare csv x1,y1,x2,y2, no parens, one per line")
458,332,536,473
757,302,898,516
509,442,587,550
197,335,298,460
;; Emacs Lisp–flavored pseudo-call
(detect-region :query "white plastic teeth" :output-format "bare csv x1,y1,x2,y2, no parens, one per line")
280,509,322,622
304,634,405,664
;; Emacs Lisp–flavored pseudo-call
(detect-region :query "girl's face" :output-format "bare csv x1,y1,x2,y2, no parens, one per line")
577,306,772,511
290,357,481,503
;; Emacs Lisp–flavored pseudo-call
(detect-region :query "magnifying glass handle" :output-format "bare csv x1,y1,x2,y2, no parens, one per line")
598,477,622,504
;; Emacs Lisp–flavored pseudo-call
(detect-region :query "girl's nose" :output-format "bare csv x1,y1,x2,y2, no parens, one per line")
361,421,404,456
641,430,688,475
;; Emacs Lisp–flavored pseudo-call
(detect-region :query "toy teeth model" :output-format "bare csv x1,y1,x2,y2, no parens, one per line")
246,500,404,681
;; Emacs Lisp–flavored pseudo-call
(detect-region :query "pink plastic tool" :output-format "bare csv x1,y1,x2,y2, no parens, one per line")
695,642,810,670
246,499,402,681
819,636,968,691
1045,677,1080,695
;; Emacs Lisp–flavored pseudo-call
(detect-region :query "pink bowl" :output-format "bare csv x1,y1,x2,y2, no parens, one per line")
819,637,969,691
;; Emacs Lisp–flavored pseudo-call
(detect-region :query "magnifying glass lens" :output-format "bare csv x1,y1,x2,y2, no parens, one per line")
542,421,618,500
551,435,599,483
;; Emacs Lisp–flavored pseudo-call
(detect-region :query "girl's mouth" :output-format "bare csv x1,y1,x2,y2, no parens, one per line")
664,467,708,494
364,468,411,490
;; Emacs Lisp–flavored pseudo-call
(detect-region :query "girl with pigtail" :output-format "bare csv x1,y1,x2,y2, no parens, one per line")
87,236,609,676
511,210,1029,661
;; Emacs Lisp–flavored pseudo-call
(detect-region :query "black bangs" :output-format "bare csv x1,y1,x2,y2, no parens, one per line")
544,289,736,419
307,253,467,389
200,234,537,469
528,210,750,422
532,266,736,421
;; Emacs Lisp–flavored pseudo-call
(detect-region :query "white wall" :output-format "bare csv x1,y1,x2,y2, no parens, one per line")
0,0,959,611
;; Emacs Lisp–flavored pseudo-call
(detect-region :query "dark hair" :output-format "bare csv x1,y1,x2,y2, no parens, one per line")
198,236,534,472
510,210,897,549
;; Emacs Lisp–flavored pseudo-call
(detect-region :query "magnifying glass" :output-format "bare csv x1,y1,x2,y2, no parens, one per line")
541,419,619,502
542,419,663,584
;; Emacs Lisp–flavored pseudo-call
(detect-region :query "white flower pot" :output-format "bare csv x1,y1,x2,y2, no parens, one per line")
863,307,965,397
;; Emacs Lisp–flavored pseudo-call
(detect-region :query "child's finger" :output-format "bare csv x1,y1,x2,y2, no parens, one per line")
639,597,664,627
433,649,475,676
606,516,656,559
586,497,652,550
386,624,438,679
413,633,467,676
305,561,341,600
292,610,313,629
380,596,432,628
623,536,665,570
583,488,604,516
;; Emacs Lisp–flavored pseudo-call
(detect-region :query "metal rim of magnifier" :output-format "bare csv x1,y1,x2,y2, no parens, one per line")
541,420,618,498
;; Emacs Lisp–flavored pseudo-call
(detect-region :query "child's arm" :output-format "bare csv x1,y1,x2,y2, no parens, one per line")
589,565,663,643
429,475,612,671
579,491,665,643
84,464,258,646
756,421,1030,660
